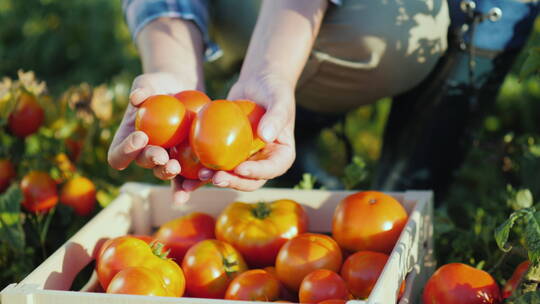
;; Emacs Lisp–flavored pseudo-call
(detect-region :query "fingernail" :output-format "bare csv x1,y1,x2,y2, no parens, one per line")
215,181,229,187
152,154,167,165
166,163,180,175
261,125,276,142
199,169,212,180
129,88,141,99
131,132,147,149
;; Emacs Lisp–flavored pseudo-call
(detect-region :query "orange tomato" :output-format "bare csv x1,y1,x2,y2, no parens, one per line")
107,267,171,296
174,90,211,118
423,263,501,304
332,191,408,253
235,99,266,156
340,251,404,299
154,212,215,263
318,300,348,304
276,233,342,292
20,171,58,213
182,239,248,298
60,176,96,216
8,92,44,138
97,236,185,297
216,199,308,267
299,269,348,303
0,159,16,193
224,269,280,301
190,100,253,170
502,260,530,299
169,141,205,180
135,95,189,148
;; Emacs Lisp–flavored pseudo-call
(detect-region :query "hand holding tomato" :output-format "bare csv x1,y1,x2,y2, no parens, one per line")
203,74,296,191
107,72,206,205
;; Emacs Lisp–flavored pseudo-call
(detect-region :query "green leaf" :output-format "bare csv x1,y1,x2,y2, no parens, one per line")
342,156,368,190
294,173,317,190
495,208,533,252
0,185,25,252
507,290,540,304
520,47,540,81
513,189,534,210
526,211,540,263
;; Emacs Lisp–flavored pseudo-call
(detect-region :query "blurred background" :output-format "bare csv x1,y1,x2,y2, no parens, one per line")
1,0,540,293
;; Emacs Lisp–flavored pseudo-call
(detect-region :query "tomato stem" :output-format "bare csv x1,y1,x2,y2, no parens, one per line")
251,202,271,219
223,257,239,277
150,241,170,259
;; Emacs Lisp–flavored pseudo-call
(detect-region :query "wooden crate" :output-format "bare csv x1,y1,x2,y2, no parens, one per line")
1,183,434,304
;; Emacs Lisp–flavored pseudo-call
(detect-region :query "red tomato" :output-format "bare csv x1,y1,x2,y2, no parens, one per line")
318,300,348,304
299,269,348,303
0,159,16,193
276,233,342,292
135,95,189,148
235,99,266,156
8,92,44,138
182,239,248,298
341,251,405,299
20,171,58,213
97,236,185,297
190,100,253,170
60,176,96,216
154,212,215,263
216,200,308,267
423,263,501,304
502,260,530,299
174,90,211,118
224,269,280,301
107,267,171,296
332,191,408,253
169,141,205,180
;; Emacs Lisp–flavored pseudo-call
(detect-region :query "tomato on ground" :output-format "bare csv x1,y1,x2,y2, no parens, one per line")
224,269,280,301
423,263,501,304
276,233,342,292
182,239,248,298
0,159,16,193
502,260,530,299
190,100,253,171
20,171,58,213
333,191,408,254
97,236,185,297
106,267,171,296
60,176,96,216
154,212,215,263
216,199,308,267
135,94,189,148
8,92,44,138
299,269,348,303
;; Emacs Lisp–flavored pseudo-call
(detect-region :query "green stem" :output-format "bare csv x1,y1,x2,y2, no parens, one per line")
519,262,540,296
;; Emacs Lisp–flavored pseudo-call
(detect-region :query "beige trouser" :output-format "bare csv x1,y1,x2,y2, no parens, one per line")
209,0,450,113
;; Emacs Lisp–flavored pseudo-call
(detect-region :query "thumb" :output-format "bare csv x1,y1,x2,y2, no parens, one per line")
258,91,294,143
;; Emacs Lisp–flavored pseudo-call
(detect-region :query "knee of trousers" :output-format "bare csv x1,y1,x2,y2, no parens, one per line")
296,0,450,114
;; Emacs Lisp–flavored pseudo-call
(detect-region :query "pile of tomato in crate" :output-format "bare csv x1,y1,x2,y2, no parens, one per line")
96,190,408,303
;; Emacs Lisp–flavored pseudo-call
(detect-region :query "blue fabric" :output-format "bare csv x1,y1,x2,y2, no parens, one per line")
448,0,539,51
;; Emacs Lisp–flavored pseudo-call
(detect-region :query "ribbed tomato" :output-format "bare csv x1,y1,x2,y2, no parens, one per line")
190,100,252,170
154,212,215,263
97,236,185,297
60,176,96,216
333,191,408,253
107,267,171,296
224,269,280,301
8,92,44,138
216,199,308,267
502,260,530,299
20,171,58,213
182,239,248,298
299,269,349,303
423,263,501,304
0,159,16,193
235,99,266,155
135,94,189,148
276,233,342,291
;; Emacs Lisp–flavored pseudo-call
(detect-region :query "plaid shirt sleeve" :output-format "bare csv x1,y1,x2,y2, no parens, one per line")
122,0,221,61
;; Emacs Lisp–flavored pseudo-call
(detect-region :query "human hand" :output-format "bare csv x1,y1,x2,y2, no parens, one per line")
200,73,296,191
107,72,206,204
